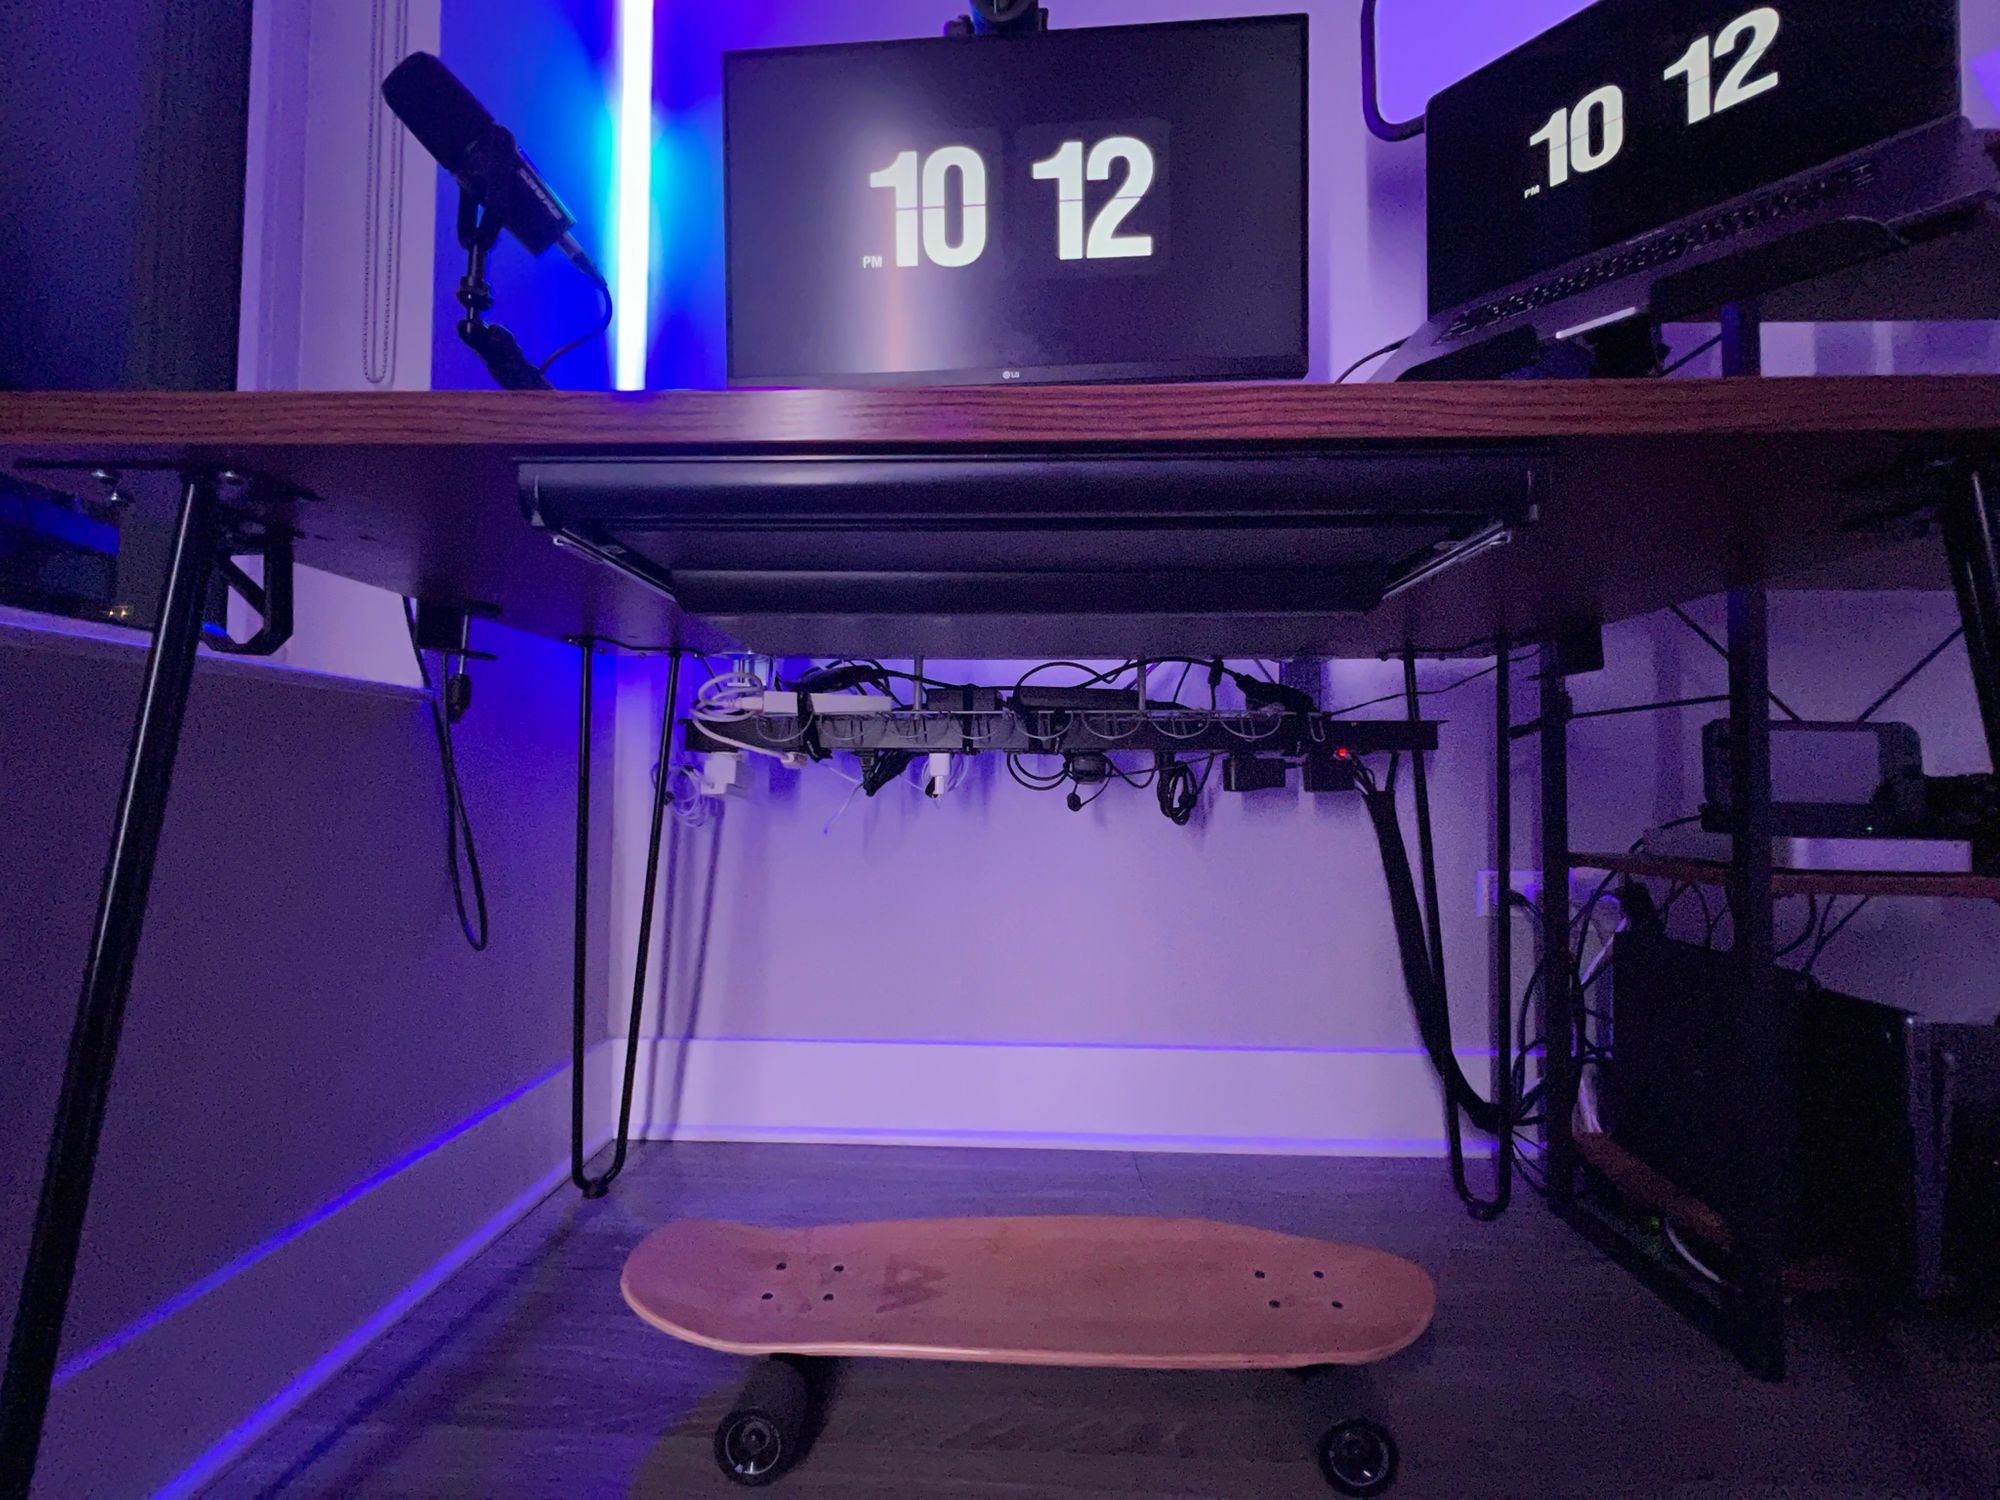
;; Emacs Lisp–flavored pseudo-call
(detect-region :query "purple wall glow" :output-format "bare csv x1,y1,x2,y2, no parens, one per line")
432,0,1999,392
427,2,617,392
1976,46,2000,112
410,0,2000,1154
1371,0,1598,122
431,0,1625,390
641,0,1353,388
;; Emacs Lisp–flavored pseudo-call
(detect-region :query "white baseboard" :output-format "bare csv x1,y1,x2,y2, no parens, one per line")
37,1044,612,1500
628,1037,1496,1158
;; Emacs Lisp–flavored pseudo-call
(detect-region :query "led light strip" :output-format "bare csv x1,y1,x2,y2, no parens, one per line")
614,0,655,390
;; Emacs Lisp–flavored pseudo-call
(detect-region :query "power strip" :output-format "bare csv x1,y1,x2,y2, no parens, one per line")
714,692,898,718
809,694,896,716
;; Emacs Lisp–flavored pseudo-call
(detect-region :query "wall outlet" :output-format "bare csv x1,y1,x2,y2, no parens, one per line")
1477,869,1545,917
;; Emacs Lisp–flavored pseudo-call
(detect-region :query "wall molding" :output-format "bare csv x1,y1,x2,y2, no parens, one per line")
0,609,424,702
630,1037,1495,1158
38,1044,612,1500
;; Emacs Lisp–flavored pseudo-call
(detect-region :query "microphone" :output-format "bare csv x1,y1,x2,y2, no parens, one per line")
382,52,600,281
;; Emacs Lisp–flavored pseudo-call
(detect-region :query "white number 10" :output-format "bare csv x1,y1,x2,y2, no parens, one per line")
870,147,989,268
1529,84,1625,189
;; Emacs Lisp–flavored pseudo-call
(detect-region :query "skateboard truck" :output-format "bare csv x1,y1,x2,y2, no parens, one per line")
710,1355,1403,1493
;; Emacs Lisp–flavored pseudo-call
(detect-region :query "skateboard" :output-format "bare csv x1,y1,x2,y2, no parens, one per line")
622,1215,1435,1493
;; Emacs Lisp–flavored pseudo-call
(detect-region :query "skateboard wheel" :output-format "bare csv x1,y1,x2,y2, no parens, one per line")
1317,1418,1397,1497
714,1358,810,1486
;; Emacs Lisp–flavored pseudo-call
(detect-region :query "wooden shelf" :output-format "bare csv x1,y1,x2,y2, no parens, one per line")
1574,1131,1732,1249
1574,851,2000,902
1571,1132,1850,1293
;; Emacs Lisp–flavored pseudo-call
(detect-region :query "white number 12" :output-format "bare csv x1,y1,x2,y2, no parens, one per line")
1031,136,1157,261
1666,7,1781,125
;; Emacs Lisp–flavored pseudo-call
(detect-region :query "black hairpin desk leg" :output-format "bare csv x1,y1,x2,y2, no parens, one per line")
1726,583,1789,1381
570,641,600,1194
1943,464,2000,777
575,651,685,1199
0,472,224,1495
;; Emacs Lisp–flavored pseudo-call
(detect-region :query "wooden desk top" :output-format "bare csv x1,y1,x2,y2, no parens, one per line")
3,380,1994,654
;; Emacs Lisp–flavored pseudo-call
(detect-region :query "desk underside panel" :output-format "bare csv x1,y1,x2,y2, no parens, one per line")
2,382,1991,657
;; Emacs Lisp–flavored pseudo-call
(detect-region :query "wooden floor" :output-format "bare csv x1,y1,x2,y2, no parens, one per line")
206,1144,2000,1499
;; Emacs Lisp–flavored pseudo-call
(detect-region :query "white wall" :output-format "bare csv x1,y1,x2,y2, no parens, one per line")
236,0,439,687
0,616,603,1499
594,0,2000,1152
203,0,2000,1167
610,651,1523,1154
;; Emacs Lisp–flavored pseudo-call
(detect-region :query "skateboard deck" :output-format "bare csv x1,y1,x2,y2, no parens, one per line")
622,1215,1435,1371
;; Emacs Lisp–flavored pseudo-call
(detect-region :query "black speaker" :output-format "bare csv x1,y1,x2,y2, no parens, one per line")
0,1,253,390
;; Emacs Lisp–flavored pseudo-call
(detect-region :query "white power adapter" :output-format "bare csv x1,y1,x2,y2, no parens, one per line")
700,752,749,798
924,752,955,798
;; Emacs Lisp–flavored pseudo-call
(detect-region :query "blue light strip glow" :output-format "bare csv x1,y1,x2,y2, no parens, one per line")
672,1036,1521,1058
613,0,655,390
1976,48,2000,115
152,1153,587,1500
52,1055,576,1390
666,1122,1483,1155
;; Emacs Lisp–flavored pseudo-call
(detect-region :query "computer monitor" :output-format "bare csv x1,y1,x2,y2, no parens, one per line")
1423,0,1962,318
722,16,1309,387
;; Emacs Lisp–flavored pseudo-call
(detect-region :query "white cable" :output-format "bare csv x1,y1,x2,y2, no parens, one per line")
688,721,794,762
669,764,716,829
1664,1220,1725,1285
1023,711,1065,747
694,660,766,722
1578,937,1617,992
1154,710,1214,742
908,753,969,797
954,712,1008,745
1079,712,1143,742
1575,1066,1603,1135
1218,710,1285,742
819,717,871,748
1571,913,1623,1139
822,779,864,835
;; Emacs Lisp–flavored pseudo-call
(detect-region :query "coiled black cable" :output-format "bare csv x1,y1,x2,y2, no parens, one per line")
1155,754,1207,826
405,604,489,951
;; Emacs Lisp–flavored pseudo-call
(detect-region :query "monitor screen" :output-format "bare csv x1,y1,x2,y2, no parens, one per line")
1424,0,1962,316
723,17,1308,387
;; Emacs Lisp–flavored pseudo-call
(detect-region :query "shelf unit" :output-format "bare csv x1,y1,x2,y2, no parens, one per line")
1573,852,2000,903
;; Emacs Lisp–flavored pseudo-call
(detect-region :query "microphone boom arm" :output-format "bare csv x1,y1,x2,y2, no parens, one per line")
454,188,552,392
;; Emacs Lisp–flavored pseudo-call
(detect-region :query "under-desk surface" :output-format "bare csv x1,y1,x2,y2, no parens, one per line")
2,380,1995,656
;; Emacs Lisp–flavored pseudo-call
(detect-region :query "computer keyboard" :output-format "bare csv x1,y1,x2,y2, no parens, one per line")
1442,159,1883,343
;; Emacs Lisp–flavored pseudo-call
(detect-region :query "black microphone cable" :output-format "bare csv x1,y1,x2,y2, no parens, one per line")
405,602,490,951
